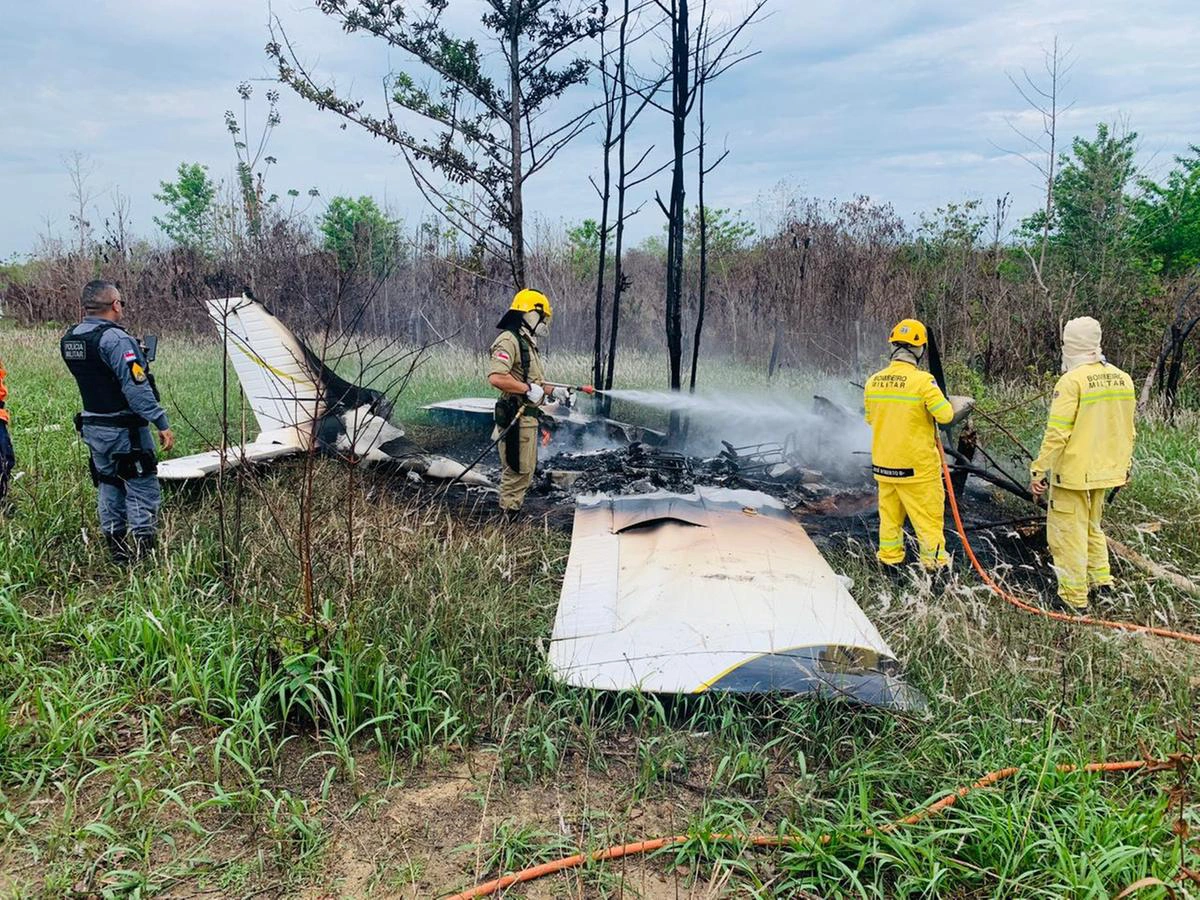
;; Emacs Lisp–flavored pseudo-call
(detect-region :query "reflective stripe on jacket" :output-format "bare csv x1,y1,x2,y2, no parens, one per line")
1031,362,1136,490
863,359,953,483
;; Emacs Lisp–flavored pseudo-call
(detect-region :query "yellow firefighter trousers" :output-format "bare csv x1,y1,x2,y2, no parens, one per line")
1046,486,1112,608
498,418,539,511
876,478,949,569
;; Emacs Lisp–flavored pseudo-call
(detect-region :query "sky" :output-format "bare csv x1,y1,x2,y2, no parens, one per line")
2,0,1198,259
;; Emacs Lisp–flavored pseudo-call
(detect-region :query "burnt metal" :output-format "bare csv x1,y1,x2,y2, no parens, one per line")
525,422,1046,591
951,425,978,496
706,644,927,712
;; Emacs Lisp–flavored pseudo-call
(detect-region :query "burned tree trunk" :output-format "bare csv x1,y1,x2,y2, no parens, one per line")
662,0,689,435
591,11,617,391
508,0,527,287
1148,278,1199,414
951,425,978,497
688,67,709,393
665,2,688,384
1163,315,1200,413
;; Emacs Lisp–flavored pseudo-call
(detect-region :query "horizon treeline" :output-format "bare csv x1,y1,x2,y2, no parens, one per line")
2,124,1198,404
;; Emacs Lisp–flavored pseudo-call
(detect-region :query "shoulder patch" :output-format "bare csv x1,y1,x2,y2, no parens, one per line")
126,351,147,384
493,349,511,363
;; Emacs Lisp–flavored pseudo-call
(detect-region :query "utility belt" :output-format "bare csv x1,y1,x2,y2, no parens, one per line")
74,411,158,485
494,395,543,474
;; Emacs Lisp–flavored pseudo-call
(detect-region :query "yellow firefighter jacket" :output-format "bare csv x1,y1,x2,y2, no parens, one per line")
863,359,953,483
1030,362,1136,490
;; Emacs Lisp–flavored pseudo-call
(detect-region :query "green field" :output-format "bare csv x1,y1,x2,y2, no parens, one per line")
1,322,1199,898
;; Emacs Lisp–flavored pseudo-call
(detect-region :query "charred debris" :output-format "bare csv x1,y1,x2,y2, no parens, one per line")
524,394,1034,545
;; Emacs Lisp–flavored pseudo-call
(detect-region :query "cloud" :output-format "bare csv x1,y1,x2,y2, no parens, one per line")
1,0,1197,258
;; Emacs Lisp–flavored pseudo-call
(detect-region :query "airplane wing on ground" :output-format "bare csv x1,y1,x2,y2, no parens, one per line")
157,440,303,480
548,486,925,711
159,295,492,487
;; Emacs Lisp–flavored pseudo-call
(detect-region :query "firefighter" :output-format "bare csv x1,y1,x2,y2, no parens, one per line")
1030,316,1135,613
864,319,972,574
61,281,175,562
486,289,561,513
0,355,13,505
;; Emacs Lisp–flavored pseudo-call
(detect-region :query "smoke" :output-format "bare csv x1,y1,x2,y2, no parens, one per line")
597,386,872,481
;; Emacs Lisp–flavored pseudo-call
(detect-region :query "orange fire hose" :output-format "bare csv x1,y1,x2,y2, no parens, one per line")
447,758,1157,898
935,442,1200,646
447,445,1200,898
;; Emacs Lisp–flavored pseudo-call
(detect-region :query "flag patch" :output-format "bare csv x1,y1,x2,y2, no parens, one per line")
494,350,511,362
123,351,137,362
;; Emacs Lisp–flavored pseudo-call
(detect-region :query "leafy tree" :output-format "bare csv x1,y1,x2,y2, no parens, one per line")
567,218,610,280
1018,123,1150,352
632,208,754,264
225,81,282,240
153,162,216,250
1050,124,1139,280
319,196,401,275
1133,146,1200,277
269,1,603,287
685,206,754,261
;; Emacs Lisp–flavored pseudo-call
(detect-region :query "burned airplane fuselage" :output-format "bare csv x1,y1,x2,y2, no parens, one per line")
422,397,667,448
158,296,490,485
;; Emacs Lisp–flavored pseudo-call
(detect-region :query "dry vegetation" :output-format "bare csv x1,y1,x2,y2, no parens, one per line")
1,325,1199,897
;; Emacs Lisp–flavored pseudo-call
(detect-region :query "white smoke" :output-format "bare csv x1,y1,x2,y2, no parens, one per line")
597,386,872,481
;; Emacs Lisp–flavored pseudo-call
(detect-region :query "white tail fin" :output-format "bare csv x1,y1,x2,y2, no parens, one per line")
159,294,493,488
206,296,321,446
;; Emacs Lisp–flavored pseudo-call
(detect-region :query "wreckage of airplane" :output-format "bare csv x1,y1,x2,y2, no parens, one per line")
157,295,490,485
549,487,926,711
158,297,928,709
422,399,667,447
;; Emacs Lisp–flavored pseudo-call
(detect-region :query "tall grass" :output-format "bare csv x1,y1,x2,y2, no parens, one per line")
1,321,1198,896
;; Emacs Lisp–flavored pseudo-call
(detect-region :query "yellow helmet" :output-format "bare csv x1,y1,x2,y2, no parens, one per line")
888,318,928,348
510,288,552,319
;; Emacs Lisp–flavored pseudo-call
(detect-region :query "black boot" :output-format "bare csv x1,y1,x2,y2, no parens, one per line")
130,532,157,561
104,532,131,564
497,506,524,524
929,565,952,592
1048,595,1089,616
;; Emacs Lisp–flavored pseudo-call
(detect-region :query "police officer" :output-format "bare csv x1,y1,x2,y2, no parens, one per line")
864,319,972,575
1030,316,1136,613
61,281,174,561
487,289,561,513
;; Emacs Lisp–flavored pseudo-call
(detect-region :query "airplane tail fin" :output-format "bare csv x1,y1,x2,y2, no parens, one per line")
206,296,322,446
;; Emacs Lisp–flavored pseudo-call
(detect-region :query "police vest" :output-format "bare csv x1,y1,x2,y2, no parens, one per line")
60,322,131,415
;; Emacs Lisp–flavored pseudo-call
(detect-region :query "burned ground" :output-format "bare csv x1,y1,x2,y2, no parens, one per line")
402,419,1060,603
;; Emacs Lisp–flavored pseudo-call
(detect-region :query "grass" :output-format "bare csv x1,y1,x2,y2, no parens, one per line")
0,320,1199,897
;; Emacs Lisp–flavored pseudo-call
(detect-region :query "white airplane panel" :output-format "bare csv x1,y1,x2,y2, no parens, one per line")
205,296,322,437
549,487,924,710
158,441,303,481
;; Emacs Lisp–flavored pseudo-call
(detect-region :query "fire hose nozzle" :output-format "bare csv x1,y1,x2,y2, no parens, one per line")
545,382,599,395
